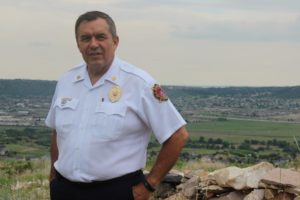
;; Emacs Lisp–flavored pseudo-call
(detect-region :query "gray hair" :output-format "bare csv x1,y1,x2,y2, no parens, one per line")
75,11,117,39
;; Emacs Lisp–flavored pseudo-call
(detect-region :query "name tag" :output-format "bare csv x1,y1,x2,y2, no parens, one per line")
55,97,79,109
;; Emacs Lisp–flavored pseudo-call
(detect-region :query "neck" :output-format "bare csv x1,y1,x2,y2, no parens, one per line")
87,64,110,85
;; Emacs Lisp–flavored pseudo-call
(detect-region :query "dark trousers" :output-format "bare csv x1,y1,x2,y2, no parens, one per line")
50,170,144,200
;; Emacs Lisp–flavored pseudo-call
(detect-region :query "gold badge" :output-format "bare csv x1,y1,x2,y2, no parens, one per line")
152,84,168,102
109,86,122,103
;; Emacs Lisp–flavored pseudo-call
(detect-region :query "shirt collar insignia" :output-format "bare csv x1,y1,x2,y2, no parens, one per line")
72,66,86,83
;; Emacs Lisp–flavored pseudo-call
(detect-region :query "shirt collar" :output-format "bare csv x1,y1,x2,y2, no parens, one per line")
100,56,121,86
72,56,121,87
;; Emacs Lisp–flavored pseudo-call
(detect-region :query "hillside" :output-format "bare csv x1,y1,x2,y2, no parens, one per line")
1,79,300,98
0,79,56,97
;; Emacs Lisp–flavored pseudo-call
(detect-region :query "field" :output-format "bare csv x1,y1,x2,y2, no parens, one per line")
187,119,300,142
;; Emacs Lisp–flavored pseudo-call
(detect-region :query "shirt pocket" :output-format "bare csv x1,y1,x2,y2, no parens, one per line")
54,97,79,138
92,102,127,141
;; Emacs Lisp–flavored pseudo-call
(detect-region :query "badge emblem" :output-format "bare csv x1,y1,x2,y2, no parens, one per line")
109,86,122,103
61,97,72,106
152,84,168,102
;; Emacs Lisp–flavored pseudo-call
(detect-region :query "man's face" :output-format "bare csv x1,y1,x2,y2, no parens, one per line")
76,18,119,70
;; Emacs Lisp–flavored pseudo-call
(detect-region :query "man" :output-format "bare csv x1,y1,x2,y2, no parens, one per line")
46,11,189,200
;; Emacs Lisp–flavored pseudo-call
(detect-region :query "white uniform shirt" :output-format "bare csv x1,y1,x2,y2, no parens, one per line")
45,57,186,182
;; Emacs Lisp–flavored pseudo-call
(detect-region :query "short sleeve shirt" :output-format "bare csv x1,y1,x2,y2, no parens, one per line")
45,57,186,182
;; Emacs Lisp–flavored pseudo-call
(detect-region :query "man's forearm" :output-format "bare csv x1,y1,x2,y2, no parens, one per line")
50,129,58,181
147,126,189,187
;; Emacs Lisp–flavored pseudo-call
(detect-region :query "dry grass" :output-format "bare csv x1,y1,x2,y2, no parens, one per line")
179,158,228,173
0,159,50,200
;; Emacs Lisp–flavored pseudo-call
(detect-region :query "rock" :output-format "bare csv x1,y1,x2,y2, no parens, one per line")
176,183,183,191
201,185,231,199
163,171,184,184
164,193,187,200
149,164,299,200
294,196,300,200
181,175,199,199
244,189,264,200
286,186,300,195
273,192,294,200
201,184,229,194
264,189,277,199
208,162,274,190
243,162,274,188
208,166,243,187
209,191,245,200
261,168,300,188
258,181,280,190
154,183,176,199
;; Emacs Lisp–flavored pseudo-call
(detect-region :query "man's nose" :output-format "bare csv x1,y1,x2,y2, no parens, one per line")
89,37,98,48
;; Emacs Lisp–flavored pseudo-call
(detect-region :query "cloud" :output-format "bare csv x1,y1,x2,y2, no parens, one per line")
171,10,300,42
28,42,52,48
1,0,300,86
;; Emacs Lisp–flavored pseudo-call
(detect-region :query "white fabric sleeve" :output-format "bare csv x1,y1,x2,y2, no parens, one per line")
138,84,186,144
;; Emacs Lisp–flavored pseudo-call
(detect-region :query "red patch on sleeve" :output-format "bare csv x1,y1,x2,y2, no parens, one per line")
152,84,168,102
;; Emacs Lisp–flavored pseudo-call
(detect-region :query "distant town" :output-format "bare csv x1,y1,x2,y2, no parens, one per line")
1,80,300,126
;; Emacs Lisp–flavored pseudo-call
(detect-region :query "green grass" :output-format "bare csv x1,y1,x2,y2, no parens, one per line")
0,159,50,200
187,119,300,142
6,143,49,158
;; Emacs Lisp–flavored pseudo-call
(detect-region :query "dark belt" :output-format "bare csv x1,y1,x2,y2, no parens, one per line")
55,169,144,187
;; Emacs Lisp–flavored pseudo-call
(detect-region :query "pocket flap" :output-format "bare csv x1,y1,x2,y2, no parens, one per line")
95,102,127,116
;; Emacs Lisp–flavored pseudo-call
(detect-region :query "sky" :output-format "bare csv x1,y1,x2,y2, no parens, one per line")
1,0,300,87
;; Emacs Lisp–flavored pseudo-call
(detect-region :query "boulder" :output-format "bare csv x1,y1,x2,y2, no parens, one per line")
264,189,277,199
181,175,199,199
286,186,300,196
208,162,274,190
209,191,245,200
164,193,187,200
201,184,230,194
261,168,300,188
154,183,176,199
163,170,184,184
273,192,294,200
208,166,243,187
244,189,264,200
201,185,231,199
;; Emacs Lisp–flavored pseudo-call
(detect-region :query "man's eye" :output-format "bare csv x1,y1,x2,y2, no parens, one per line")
80,36,91,42
96,34,106,41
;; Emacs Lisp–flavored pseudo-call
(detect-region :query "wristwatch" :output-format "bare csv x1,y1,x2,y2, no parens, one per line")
142,178,156,192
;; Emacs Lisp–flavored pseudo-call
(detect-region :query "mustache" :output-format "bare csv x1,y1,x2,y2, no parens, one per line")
87,49,102,55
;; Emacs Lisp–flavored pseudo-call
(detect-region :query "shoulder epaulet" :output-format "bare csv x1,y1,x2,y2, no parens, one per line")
58,62,86,82
119,61,155,86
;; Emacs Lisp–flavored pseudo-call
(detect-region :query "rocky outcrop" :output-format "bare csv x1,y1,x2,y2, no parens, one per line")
208,162,274,190
152,162,300,200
